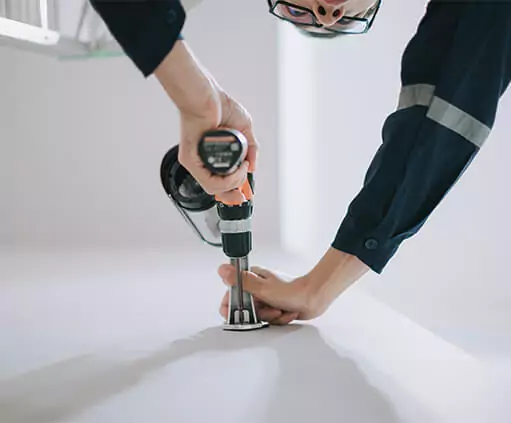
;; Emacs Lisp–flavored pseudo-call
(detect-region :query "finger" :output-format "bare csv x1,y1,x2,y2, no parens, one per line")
258,308,283,322
271,312,299,326
220,304,228,319
251,266,273,279
219,291,229,319
252,299,281,314
215,189,246,205
177,154,215,195
207,161,249,194
220,290,229,308
227,160,250,190
240,126,259,173
254,298,272,308
218,265,267,299
218,264,236,287
246,143,259,173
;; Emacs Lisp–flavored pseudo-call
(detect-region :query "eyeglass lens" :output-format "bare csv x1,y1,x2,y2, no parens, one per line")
272,1,373,33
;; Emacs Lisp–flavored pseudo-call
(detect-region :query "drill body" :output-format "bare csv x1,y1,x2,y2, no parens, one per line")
199,130,267,331
160,128,267,331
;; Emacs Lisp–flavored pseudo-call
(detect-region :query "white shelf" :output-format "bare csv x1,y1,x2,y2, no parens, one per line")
0,1,122,58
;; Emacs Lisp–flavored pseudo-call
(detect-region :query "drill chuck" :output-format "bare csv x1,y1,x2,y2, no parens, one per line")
218,202,252,258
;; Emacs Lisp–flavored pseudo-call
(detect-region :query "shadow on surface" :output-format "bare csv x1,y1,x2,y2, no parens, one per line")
0,324,402,423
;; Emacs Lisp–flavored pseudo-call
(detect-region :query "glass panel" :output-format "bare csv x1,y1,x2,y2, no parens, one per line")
332,18,367,33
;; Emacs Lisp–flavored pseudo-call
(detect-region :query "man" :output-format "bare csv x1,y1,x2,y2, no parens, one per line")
90,0,511,325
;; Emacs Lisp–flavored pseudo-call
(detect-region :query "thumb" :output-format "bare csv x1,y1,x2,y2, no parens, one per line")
251,266,273,279
218,264,266,297
252,265,293,283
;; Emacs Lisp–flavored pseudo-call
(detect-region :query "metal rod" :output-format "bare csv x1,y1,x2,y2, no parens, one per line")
237,266,244,316
231,257,245,321
238,257,249,315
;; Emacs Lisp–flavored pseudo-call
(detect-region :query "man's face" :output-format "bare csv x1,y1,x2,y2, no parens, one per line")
268,0,379,36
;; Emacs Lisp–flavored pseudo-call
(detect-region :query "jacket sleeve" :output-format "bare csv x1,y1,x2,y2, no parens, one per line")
89,0,186,77
332,0,511,273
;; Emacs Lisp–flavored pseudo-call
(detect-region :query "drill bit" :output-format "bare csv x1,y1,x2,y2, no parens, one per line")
234,256,247,318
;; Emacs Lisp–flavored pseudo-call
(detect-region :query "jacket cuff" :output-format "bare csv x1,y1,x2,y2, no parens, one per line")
331,214,401,274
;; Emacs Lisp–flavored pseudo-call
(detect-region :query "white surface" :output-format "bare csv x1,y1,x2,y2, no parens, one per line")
1,249,510,423
0,0,120,56
0,0,279,248
0,16,60,45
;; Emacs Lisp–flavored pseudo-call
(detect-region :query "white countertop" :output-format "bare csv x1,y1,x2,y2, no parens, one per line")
1,248,509,423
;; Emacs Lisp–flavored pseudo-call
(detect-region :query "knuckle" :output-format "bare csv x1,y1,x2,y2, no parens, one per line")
207,178,224,192
224,179,241,192
203,184,216,195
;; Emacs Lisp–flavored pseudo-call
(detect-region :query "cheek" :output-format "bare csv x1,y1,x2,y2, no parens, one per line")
362,0,378,10
348,0,378,17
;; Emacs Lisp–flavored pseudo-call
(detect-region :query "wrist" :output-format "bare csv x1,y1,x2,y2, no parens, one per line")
154,40,219,120
304,247,370,315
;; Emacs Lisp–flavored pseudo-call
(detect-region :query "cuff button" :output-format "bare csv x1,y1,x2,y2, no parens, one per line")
364,239,378,250
168,10,176,23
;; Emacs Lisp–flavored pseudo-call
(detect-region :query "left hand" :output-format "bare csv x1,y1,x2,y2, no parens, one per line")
217,264,322,326
177,87,258,206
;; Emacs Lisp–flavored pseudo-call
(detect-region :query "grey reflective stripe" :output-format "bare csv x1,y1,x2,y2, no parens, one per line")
398,84,435,110
397,84,491,148
427,97,490,148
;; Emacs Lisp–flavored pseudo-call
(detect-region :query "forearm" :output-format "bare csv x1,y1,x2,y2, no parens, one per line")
305,248,370,315
154,41,218,117
302,2,511,315
90,0,218,116
333,1,511,273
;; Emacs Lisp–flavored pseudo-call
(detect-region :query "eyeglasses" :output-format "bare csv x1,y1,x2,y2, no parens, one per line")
267,0,382,35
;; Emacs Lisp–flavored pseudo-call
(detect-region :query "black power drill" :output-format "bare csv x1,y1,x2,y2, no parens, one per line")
198,129,268,331
160,129,267,331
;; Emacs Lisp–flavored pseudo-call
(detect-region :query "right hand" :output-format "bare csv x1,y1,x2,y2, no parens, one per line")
178,84,258,205
154,41,258,205
217,264,323,325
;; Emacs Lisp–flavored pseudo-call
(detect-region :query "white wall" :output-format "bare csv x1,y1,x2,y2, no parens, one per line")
283,0,511,357
0,0,280,249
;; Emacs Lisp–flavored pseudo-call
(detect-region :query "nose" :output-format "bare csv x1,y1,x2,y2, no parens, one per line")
314,1,345,27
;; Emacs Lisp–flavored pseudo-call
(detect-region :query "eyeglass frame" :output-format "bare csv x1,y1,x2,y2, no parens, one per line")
267,0,382,35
